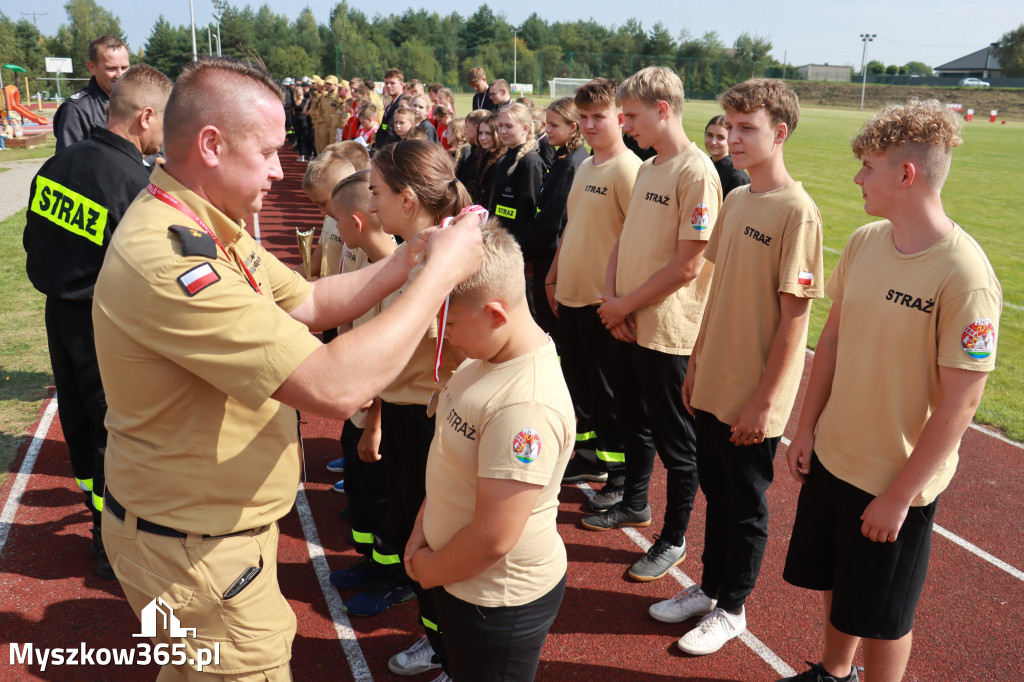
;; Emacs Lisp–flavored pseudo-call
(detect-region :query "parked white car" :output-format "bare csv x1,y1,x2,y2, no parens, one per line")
959,77,991,87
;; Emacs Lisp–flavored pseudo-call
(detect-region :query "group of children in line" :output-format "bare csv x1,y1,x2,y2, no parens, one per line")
294,65,1001,682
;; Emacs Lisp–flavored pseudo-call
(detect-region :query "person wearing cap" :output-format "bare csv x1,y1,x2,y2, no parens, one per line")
94,57,483,680
318,75,341,153
332,79,353,143
282,77,296,146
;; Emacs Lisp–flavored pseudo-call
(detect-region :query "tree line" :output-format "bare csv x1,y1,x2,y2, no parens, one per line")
3,2,1022,98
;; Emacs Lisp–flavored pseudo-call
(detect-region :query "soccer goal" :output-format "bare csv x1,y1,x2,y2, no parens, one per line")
547,78,592,98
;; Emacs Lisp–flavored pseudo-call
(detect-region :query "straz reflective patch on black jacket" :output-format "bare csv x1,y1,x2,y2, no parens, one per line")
30,177,108,246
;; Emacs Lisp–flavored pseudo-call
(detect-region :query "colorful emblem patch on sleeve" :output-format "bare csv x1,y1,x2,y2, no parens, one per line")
961,318,996,359
798,271,814,286
177,263,221,297
512,428,542,464
690,204,711,230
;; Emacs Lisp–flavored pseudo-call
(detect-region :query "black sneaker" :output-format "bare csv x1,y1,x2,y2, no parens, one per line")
562,456,608,483
589,482,624,512
779,662,860,682
330,555,383,590
628,535,686,581
581,502,651,531
343,576,416,616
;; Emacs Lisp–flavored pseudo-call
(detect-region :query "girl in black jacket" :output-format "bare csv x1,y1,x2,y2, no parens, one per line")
486,102,545,248
526,97,586,337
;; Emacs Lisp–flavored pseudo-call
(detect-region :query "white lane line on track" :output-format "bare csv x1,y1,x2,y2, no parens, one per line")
576,483,797,678
294,483,374,681
779,436,1024,583
0,396,59,558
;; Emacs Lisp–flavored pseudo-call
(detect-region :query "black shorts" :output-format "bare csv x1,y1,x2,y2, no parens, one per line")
782,454,937,640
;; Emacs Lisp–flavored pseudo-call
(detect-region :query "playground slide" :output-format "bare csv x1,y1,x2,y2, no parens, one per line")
5,85,49,125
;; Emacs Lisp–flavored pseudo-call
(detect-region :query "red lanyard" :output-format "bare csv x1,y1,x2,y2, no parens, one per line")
147,183,262,295
433,205,489,383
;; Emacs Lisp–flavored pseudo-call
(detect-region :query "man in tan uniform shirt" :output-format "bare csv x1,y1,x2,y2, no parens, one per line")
94,57,482,681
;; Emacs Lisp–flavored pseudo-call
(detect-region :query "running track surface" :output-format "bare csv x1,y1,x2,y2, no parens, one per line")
2,148,1022,681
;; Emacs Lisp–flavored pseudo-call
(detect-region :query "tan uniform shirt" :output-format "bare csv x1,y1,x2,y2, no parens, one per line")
94,167,322,535
319,216,344,277
691,182,823,437
424,341,574,607
379,243,458,406
555,151,641,308
615,144,722,355
815,221,1001,505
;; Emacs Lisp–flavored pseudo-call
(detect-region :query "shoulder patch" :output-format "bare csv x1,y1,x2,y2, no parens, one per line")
691,203,711,230
69,91,85,101
177,263,221,296
169,224,218,259
961,318,996,360
512,428,542,464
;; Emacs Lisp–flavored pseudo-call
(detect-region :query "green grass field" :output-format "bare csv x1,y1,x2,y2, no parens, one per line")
1,100,1021,483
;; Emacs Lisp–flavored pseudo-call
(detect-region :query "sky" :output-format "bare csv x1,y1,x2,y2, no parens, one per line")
24,0,1023,72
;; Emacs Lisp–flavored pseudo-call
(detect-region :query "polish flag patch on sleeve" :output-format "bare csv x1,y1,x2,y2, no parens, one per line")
797,271,814,286
177,263,221,296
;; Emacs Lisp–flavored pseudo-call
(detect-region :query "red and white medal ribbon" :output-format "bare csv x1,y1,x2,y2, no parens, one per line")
148,183,262,295
426,204,488,416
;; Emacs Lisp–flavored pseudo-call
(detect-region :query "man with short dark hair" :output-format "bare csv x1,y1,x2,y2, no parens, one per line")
95,57,481,680
24,64,172,579
488,78,512,108
53,35,131,152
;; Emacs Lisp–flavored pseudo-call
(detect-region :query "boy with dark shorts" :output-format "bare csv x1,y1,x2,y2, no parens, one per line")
662,79,824,655
580,67,722,585
779,99,1001,682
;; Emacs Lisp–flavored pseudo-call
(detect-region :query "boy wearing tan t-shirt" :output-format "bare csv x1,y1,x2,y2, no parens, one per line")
544,78,641,504
580,67,723,585
779,101,1001,682
406,223,574,680
660,79,823,656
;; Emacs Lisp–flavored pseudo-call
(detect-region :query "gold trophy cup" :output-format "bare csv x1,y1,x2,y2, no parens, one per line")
296,227,315,280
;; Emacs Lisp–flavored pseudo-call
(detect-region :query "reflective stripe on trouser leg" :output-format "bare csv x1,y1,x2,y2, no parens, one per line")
596,449,625,463
91,490,104,512
421,615,440,632
575,430,596,442
351,529,374,546
372,548,401,565
76,477,93,492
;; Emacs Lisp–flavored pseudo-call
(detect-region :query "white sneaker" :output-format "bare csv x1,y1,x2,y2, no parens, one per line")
649,584,716,623
429,673,451,682
387,635,440,675
677,606,746,655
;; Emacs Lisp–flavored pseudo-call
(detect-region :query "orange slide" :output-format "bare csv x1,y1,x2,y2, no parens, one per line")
4,85,49,125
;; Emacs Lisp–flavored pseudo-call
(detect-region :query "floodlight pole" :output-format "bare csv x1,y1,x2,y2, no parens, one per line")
207,26,213,55
189,0,198,61
512,29,519,93
213,12,223,56
859,33,876,109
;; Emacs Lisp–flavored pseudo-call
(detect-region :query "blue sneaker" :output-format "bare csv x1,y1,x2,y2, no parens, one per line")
344,576,415,616
333,480,346,494
326,457,345,473
330,555,383,590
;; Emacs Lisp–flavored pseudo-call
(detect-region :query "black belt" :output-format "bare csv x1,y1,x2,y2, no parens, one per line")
104,493,255,540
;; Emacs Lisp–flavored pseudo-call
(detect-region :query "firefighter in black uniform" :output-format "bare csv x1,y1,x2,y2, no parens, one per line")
24,65,172,578
52,35,131,153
